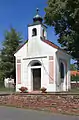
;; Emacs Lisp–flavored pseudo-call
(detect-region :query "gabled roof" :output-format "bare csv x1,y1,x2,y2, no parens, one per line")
14,39,59,54
41,37,71,57
42,39,59,49
40,36,59,49
14,38,70,57
14,40,28,54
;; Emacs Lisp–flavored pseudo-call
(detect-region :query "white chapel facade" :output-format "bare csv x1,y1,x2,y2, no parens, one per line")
14,9,71,92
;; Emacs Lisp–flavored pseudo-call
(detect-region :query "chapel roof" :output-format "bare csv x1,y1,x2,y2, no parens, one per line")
14,38,66,54
42,39,59,49
14,9,70,56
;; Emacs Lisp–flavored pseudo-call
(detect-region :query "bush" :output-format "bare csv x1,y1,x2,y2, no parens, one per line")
71,74,79,82
40,87,47,93
19,87,28,93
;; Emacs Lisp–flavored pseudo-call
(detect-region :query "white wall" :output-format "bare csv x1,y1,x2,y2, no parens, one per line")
28,24,47,41
14,22,71,92
22,55,56,92
28,24,41,41
55,50,71,91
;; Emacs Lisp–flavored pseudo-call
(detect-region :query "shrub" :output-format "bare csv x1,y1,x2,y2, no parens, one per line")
40,87,47,93
71,74,79,82
19,87,28,93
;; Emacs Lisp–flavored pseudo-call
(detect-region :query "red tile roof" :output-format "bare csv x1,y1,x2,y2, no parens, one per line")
42,39,59,49
14,38,66,54
41,38,69,55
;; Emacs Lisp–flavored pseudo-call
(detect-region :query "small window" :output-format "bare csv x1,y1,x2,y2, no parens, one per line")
60,62,64,79
42,29,46,38
32,28,37,36
42,29,44,37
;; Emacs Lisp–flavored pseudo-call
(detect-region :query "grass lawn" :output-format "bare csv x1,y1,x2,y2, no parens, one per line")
0,87,14,92
69,88,79,93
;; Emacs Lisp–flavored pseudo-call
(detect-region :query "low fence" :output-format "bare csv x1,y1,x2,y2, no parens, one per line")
71,81,79,88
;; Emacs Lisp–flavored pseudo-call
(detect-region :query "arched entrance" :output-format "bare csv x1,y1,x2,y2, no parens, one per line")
32,68,41,90
60,62,64,82
29,60,41,91
59,60,66,91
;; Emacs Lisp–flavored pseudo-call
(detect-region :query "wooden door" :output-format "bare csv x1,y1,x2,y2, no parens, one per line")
33,68,41,90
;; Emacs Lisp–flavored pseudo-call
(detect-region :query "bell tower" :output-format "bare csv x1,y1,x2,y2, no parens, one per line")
28,8,47,41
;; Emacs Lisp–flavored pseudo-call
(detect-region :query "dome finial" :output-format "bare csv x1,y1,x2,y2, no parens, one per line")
36,8,39,14
33,8,43,23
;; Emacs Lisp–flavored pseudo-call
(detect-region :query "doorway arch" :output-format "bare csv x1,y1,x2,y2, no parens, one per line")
28,60,41,91
60,62,64,82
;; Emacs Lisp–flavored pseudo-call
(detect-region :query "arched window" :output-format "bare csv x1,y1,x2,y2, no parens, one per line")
28,60,41,67
42,29,45,39
31,62,41,66
42,29,44,37
60,62,64,79
32,28,37,36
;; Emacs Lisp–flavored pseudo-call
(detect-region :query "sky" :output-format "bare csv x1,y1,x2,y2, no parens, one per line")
0,0,74,64
0,0,59,48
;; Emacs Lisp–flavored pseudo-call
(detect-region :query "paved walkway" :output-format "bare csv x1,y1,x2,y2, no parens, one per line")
0,106,79,120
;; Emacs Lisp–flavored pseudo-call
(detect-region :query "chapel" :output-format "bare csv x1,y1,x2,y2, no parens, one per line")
14,9,71,92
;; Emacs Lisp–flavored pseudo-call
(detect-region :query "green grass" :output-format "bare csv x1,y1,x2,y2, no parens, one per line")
0,87,14,92
68,88,79,93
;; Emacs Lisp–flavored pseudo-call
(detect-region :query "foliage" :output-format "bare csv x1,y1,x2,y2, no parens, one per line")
19,87,28,93
0,27,22,81
40,87,47,93
71,74,79,82
70,64,77,70
45,0,79,68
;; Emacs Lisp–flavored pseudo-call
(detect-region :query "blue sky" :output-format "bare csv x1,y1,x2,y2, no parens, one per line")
0,0,59,48
0,0,74,64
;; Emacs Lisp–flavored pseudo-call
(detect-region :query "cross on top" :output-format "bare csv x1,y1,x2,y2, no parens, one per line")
36,8,39,14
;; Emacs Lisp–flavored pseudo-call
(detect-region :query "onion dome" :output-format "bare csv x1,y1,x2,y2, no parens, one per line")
33,8,43,23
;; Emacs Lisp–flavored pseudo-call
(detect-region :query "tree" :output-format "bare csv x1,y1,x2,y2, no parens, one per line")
0,27,22,81
70,64,77,70
71,74,79,82
45,0,79,68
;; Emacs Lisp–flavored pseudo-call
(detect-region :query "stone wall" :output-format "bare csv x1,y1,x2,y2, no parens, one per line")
0,93,79,115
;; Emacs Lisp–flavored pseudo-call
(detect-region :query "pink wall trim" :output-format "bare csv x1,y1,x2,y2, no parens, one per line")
49,56,54,84
17,59,21,63
49,56,53,60
17,64,21,84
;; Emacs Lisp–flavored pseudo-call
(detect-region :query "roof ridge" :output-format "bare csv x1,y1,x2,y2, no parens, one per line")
14,40,28,54
40,37,59,49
